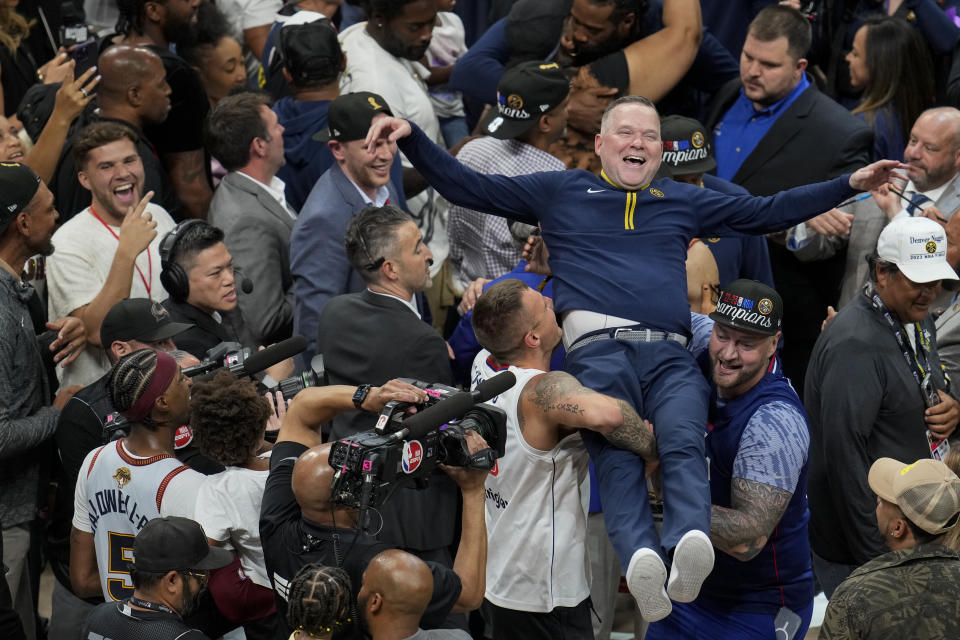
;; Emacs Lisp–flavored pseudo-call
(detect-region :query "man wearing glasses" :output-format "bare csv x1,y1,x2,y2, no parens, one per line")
80,517,232,640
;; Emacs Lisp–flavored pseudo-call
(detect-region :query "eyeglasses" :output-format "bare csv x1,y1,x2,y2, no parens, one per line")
182,570,209,585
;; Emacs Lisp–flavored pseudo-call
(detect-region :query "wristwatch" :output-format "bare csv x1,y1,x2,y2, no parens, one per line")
353,384,372,410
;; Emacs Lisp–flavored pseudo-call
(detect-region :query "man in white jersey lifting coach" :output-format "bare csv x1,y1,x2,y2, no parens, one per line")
470,278,659,639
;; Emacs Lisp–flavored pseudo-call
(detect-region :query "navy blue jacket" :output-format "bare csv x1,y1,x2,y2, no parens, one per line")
399,123,855,336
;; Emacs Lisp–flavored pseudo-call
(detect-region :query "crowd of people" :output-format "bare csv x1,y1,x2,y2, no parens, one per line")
4,0,960,639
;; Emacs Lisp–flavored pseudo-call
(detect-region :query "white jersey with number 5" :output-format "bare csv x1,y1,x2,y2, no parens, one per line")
72,438,205,601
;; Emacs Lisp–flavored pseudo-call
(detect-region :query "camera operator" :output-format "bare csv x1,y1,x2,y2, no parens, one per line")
260,381,488,639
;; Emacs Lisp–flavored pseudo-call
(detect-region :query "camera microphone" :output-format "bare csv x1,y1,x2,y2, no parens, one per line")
239,335,307,376
471,371,516,403
402,371,516,440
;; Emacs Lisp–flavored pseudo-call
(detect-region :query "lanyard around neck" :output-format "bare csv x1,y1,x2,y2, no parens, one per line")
89,205,152,296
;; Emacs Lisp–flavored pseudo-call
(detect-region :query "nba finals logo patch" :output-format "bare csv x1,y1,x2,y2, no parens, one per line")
113,467,131,490
402,441,423,473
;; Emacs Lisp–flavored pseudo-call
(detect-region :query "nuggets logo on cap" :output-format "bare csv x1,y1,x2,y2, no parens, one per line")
402,440,423,473
758,298,773,315
113,467,131,490
506,94,524,109
691,131,705,148
926,240,938,254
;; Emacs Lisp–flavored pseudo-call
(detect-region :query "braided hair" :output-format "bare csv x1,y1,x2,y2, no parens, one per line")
115,0,148,36
106,350,160,427
287,564,353,637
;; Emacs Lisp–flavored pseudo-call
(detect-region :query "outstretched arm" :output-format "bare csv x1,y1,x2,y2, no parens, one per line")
277,380,429,448
366,118,550,225
520,371,657,463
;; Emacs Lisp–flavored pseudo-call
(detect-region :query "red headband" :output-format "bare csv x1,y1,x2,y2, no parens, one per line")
124,350,179,423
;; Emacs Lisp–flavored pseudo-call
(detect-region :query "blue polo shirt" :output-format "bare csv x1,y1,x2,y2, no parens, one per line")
714,75,810,181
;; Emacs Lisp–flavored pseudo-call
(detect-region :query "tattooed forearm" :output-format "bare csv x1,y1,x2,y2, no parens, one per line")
606,399,658,462
710,478,791,562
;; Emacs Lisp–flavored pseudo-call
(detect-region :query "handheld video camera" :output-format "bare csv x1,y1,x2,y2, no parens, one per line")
328,371,516,522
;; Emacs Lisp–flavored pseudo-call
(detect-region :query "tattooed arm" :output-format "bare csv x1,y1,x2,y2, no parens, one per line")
710,478,792,561
519,371,657,462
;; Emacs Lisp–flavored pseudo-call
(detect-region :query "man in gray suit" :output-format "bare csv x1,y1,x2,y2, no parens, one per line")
787,107,960,310
205,91,297,346
291,92,404,365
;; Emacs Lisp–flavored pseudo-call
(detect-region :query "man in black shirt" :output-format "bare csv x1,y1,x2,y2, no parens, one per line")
81,516,232,640
260,380,488,638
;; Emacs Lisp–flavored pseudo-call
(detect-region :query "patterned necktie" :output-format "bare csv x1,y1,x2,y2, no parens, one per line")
906,191,932,216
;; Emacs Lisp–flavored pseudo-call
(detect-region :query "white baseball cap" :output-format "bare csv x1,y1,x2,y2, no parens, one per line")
877,216,959,283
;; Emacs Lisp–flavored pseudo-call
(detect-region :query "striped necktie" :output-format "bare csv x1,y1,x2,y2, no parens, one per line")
906,191,932,216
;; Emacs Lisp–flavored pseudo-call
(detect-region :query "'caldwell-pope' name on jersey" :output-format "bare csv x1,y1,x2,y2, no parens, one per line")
73,439,204,601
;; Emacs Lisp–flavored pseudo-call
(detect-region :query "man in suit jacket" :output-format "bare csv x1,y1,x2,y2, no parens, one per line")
787,108,960,315
316,205,456,564
291,92,403,365
206,92,296,346
704,4,873,394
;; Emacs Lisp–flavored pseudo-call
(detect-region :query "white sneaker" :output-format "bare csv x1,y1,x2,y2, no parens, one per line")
666,529,715,603
625,547,672,622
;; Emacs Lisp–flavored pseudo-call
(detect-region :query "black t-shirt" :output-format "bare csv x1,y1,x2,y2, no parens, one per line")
82,600,210,639
260,441,462,640
142,46,210,155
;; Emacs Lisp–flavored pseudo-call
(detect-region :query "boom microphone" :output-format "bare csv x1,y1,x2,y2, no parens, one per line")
403,371,516,440
239,335,307,376
472,371,516,403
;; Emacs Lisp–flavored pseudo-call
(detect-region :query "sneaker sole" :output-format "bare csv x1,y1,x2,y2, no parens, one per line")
667,531,715,603
626,549,672,622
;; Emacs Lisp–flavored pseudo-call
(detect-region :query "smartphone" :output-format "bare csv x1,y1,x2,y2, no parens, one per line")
70,39,98,77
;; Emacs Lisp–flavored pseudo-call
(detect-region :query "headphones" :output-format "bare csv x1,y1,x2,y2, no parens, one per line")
159,219,204,302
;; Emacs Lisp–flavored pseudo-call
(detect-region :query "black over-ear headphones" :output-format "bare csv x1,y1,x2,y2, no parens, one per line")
159,219,204,301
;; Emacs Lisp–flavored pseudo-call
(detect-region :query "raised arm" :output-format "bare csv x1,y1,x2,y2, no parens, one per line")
66,193,156,346
623,0,702,101
519,371,658,463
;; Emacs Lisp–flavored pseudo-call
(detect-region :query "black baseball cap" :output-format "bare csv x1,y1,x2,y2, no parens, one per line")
131,517,233,572
279,14,342,86
0,162,41,233
312,92,393,142
100,298,193,348
477,61,570,140
504,0,569,62
709,279,783,336
659,115,716,177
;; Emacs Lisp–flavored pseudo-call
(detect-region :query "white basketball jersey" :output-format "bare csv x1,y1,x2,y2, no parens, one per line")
79,439,193,601
471,350,590,613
